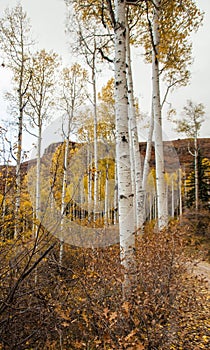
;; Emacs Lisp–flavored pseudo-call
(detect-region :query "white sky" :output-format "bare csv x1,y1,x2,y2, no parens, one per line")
0,0,209,151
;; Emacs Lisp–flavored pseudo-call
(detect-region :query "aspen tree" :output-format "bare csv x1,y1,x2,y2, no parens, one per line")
66,8,110,223
98,79,117,225
140,0,203,228
173,100,205,211
66,1,135,268
152,0,168,229
98,78,115,143
26,50,59,231
125,11,144,233
0,127,14,238
77,25,99,222
112,0,135,288
142,104,154,198
178,168,183,216
0,4,34,236
59,64,88,264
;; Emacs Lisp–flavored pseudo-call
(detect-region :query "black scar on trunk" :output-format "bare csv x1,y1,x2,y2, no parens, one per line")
122,135,128,142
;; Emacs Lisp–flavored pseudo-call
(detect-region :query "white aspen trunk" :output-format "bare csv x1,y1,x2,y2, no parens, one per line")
171,176,175,218
152,0,168,229
86,145,93,222
183,165,187,209
14,98,23,237
34,118,42,284
98,170,101,202
166,181,168,218
128,112,136,228
142,103,154,191
154,194,157,220
114,0,135,279
149,193,152,221
60,111,72,265
178,168,183,216
92,45,98,223
114,161,118,225
142,104,154,222
13,13,30,238
59,141,68,264
104,164,109,226
35,117,42,225
125,15,144,233
194,137,199,211
80,179,84,220
2,165,8,225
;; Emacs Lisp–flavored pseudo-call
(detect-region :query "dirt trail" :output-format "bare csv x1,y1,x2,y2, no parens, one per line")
191,261,210,289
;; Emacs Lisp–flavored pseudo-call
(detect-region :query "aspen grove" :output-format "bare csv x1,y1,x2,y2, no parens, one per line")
0,1,209,349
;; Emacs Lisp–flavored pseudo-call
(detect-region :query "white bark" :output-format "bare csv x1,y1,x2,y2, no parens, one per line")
114,161,118,225
171,176,175,218
114,0,135,272
152,0,168,229
59,97,75,263
59,138,69,265
194,137,199,211
15,106,23,237
142,103,154,223
178,168,183,216
80,181,84,220
125,14,144,233
149,193,153,221
92,53,98,223
87,146,92,221
35,116,42,225
104,164,109,226
142,103,154,191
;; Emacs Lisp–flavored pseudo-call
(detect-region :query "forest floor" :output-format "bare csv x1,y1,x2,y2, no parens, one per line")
179,214,210,290
185,233,210,289
191,260,210,289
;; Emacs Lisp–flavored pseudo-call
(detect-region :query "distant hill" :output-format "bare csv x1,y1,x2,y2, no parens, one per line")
41,137,210,174
1,138,209,184
139,138,210,175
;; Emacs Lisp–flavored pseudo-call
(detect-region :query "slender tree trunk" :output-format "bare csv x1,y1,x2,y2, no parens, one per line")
34,118,42,284
194,137,199,211
142,103,154,191
80,179,84,220
171,176,175,218
114,161,118,225
154,194,157,220
104,164,109,226
60,114,71,265
152,0,168,229
15,95,23,237
114,0,135,292
1,163,9,238
35,117,42,225
149,193,153,221
178,168,183,216
91,42,98,223
87,145,92,222
59,140,68,265
125,14,144,233
142,104,154,223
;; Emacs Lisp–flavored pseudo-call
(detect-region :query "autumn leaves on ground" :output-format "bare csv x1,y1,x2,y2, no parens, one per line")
0,214,209,349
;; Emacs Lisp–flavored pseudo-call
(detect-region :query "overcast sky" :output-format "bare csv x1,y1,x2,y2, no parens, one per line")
0,0,209,148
